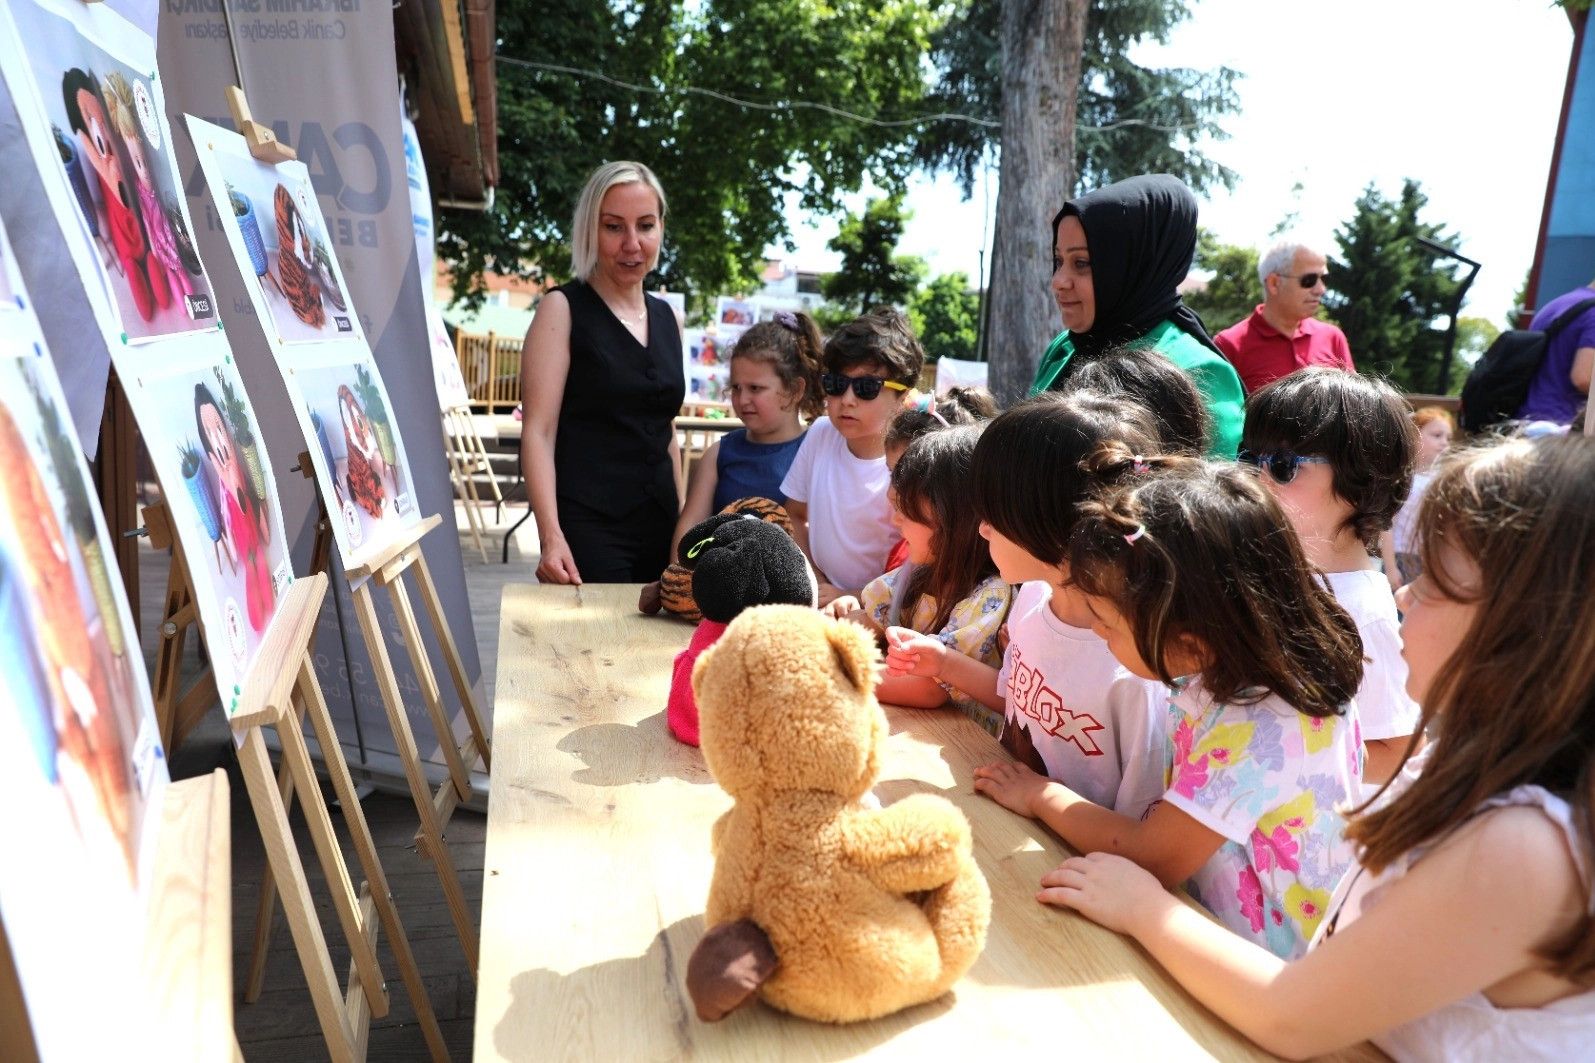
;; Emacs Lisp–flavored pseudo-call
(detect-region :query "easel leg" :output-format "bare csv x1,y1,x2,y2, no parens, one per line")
297,657,451,1062
235,727,359,1063
384,577,472,801
243,743,296,1003
412,554,492,775
349,583,480,977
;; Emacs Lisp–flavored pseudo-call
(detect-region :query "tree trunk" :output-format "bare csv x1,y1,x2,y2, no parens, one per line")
987,0,1089,405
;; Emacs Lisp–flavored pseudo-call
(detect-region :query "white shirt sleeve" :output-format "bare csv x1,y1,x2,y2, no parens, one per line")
779,420,822,504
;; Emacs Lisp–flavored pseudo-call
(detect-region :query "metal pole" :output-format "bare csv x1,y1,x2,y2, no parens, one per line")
1416,237,1481,395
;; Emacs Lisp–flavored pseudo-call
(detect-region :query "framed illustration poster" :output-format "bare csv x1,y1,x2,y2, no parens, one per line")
0,0,218,342
187,117,362,346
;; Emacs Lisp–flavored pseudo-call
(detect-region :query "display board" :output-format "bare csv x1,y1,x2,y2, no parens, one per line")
0,213,168,1060
0,0,291,715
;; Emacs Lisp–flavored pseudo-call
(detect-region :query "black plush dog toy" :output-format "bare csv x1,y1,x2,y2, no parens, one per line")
667,511,815,745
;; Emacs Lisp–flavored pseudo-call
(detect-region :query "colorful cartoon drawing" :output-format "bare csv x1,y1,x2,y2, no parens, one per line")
195,380,275,632
60,67,168,322
101,72,191,309
338,384,387,518
273,184,325,328
0,402,134,881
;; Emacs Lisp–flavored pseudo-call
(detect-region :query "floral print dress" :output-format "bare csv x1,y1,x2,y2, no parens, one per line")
1159,678,1362,960
861,564,1011,735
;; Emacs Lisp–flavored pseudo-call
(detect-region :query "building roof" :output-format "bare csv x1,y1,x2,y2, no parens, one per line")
394,0,498,203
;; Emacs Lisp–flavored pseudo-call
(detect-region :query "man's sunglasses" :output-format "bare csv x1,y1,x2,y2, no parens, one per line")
820,372,909,401
1237,448,1331,485
1279,271,1328,289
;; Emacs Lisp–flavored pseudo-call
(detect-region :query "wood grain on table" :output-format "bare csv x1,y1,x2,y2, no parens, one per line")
476,583,1387,1063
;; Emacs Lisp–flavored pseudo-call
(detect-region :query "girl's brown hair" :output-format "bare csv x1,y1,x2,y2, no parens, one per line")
890,424,998,634
1243,367,1418,552
884,386,998,453
1347,435,1595,978
1068,444,1363,717
972,392,1161,566
730,313,825,420
822,306,925,386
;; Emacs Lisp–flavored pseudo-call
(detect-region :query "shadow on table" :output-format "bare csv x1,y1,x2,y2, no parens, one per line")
493,913,956,1061
557,709,716,788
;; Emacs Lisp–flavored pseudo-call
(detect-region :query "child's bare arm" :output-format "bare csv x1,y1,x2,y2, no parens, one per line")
974,761,1223,888
884,627,1004,712
1040,803,1586,1059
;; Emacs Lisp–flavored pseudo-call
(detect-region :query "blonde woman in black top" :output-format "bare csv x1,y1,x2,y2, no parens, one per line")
519,161,685,583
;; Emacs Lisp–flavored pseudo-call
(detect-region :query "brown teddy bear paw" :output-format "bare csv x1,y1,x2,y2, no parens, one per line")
685,919,779,1022
638,580,664,614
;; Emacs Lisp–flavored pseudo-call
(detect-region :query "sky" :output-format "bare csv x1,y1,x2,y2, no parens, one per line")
771,0,1576,325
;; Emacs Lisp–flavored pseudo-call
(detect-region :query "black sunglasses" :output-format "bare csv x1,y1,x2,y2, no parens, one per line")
1237,448,1331,485
1279,271,1328,289
820,372,908,401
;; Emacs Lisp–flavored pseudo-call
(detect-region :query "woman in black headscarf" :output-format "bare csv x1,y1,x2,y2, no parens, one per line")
1030,174,1245,457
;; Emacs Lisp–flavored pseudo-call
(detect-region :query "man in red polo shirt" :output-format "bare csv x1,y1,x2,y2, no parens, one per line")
1214,240,1354,393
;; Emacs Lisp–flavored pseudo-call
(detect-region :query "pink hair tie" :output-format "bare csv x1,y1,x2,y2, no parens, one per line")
1131,456,1150,474
911,391,949,426
1123,524,1147,546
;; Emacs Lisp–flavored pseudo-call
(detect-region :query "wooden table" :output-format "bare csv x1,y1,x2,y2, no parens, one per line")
477,584,1387,1062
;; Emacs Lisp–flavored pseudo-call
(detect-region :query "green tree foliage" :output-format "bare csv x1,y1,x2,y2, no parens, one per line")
821,197,927,314
910,272,981,362
438,0,943,309
1183,229,1260,336
1324,180,1465,395
914,0,1241,197
1456,316,1501,369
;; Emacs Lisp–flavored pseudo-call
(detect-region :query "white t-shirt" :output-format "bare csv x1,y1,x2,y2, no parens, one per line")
1391,469,1435,555
995,582,1167,818
779,417,896,592
1326,569,1421,743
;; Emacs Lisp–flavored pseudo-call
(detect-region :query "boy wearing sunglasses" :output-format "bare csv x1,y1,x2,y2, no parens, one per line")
1241,367,1420,790
781,308,922,607
1213,240,1355,394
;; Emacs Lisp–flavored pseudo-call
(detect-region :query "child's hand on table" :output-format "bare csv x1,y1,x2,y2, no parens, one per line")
822,595,861,620
1036,852,1171,935
884,627,946,678
972,760,1052,819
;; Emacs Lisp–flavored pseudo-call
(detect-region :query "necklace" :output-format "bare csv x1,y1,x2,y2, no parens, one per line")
608,300,647,326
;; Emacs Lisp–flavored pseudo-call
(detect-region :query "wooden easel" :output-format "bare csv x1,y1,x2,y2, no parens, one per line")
0,769,243,1063
440,404,502,563
228,573,390,1063
338,512,493,975
234,456,453,1062
146,503,219,754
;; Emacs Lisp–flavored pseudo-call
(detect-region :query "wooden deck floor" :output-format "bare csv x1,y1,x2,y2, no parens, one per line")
139,499,539,1062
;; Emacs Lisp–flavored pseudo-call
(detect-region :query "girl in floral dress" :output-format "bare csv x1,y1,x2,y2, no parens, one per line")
971,446,1364,961
829,424,1010,733
1037,435,1595,1062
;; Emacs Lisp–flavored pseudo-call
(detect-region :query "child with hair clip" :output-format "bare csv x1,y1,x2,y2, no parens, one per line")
883,392,1171,818
1241,366,1421,788
781,307,922,606
1055,346,1211,457
877,386,998,573
826,425,1010,732
1381,405,1454,590
972,450,1365,961
1041,435,1595,1062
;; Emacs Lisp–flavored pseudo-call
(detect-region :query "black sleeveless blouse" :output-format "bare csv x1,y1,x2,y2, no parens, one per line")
552,280,685,518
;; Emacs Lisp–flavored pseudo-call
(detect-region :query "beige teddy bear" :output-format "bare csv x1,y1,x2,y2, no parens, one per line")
685,604,991,1024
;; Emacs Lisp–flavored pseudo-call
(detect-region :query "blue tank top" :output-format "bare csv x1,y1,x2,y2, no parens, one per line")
713,428,806,510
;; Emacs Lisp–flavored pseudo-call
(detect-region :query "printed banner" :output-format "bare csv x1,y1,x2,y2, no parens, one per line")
0,214,167,1059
